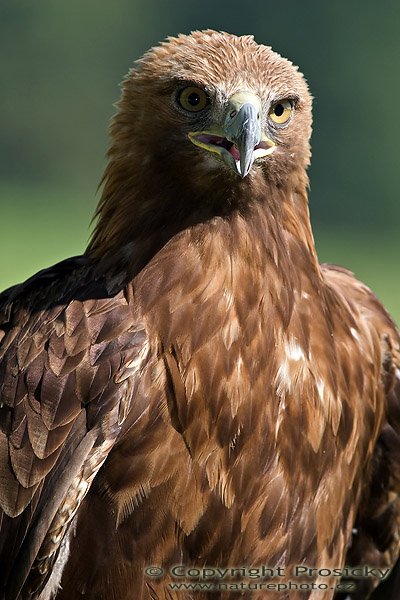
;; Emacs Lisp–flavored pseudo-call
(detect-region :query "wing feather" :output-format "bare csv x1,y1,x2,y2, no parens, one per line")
323,265,400,600
0,258,150,599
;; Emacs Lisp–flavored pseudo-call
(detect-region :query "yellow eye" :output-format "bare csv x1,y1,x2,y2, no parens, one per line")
269,100,293,125
178,86,209,112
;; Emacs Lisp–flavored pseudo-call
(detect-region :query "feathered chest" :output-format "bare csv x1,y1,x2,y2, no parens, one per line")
140,287,381,546
129,220,384,516
164,293,334,449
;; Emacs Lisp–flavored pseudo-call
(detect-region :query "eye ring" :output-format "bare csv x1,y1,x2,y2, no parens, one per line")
178,86,209,113
269,99,293,125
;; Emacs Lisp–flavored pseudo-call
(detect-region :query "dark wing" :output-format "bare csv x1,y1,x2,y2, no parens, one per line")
322,265,400,600
0,257,150,599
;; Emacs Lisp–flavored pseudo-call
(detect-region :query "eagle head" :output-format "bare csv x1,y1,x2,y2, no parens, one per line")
117,30,312,184
89,31,313,261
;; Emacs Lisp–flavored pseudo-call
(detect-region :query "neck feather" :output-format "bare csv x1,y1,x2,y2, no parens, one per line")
86,158,320,289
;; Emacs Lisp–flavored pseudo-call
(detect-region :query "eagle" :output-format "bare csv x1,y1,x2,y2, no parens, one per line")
0,30,399,600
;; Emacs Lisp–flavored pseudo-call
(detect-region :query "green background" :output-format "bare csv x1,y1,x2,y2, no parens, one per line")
1,1,399,322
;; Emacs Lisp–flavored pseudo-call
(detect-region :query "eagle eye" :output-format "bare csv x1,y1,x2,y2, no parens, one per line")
269,99,293,125
178,86,209,112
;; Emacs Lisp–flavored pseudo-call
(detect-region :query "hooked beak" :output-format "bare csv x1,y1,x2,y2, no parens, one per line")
188,91,275,178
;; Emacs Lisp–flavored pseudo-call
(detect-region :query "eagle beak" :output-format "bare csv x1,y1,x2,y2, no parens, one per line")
188,91,275,178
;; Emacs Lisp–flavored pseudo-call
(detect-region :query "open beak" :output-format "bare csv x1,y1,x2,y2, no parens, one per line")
188,91,275,178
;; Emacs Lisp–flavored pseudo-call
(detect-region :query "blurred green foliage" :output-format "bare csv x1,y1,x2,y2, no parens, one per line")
0,1,399,321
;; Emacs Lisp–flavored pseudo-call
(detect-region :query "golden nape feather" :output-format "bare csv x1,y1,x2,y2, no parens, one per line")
1,30,399,600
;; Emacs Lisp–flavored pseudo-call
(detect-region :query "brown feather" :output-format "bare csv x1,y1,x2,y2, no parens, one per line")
1,30,399,600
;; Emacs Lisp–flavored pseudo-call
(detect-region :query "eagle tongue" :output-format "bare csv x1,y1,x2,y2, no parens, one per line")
228,144,241,161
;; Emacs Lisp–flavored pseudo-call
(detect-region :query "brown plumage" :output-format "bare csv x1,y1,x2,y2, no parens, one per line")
0,30,399,600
